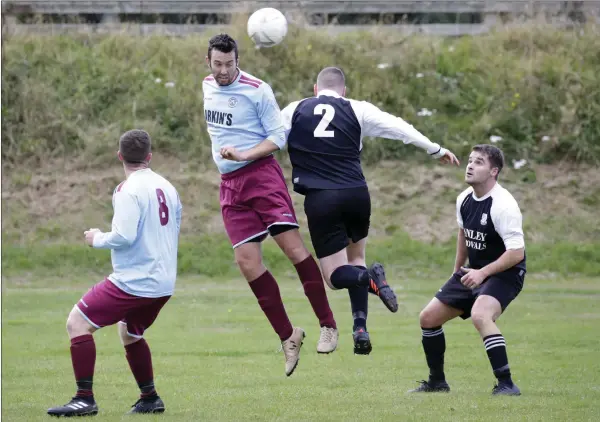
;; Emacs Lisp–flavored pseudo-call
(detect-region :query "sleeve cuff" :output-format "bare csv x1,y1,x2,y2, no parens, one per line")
429,146,446,159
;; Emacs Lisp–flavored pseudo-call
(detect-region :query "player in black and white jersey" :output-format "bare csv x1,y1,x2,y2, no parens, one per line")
410,144,525,396
281,67,460,354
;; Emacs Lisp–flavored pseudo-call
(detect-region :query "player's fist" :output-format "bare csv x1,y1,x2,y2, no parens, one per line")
84,228,101,247
220,146,246,162
439,149,460,166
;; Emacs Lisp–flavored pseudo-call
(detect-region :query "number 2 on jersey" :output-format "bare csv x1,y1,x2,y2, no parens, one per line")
314,104,335,138
156,188,169,226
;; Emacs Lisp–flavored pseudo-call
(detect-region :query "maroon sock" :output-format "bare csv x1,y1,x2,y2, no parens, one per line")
295,256,337,329
125,339,157,398
70,334,95,397
249,271,294,341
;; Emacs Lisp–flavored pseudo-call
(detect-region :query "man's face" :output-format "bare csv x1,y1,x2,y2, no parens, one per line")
206,49,238,86
465,151,497,185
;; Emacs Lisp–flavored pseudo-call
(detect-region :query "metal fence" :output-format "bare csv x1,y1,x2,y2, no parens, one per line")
2,1,597,35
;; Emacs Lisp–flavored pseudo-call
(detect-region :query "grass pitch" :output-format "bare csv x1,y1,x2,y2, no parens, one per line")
2,274,599,421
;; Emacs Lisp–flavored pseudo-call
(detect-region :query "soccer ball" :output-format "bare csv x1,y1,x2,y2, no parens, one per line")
247,8,288,48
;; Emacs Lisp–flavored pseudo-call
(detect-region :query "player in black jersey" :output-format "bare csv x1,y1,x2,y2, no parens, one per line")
410,144,525,396
281,67,460,354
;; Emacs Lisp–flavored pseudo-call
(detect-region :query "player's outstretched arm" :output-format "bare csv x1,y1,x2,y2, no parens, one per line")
87,191,141,249
357,101,460,166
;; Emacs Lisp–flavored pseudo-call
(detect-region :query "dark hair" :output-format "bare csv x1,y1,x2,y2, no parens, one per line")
119,129,151,164
472,144,504,179
208,33,238,60
317,67,345,90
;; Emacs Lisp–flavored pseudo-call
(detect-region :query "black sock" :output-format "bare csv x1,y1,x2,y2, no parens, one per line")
421,326,446,382
483,334,512,384
76,378,93,398
349,266,368,330
330,265,370,289
138,380,158,399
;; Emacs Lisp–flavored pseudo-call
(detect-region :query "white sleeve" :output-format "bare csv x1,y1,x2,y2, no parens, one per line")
257,84,286,149
175,195,183,235
281,100,301,142
491,197,525,250
352,100,446,159
93,190,140,249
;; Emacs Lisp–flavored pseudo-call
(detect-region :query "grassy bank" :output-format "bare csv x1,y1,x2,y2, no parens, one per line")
3,233,600,280
2,23,600,166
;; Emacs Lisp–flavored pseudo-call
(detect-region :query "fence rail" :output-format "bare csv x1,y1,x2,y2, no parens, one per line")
2,1,597,15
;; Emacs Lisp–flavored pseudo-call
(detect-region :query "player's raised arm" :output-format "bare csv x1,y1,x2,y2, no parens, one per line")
220,84,286,162
357,101,459,165
92,190,141,249
281,100,301,141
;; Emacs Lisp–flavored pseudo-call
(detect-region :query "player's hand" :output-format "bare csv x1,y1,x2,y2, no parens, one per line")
84,228,101,247
439,149,460,166
460,267,487,288
220,146,246,162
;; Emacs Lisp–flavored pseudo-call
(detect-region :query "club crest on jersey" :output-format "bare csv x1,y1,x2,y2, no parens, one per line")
228,97,238,108
480,213,488,226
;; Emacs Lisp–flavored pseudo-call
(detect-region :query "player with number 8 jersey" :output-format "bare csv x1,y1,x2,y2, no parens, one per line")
47,130,182,418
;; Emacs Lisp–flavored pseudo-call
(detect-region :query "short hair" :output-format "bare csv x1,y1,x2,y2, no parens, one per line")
472,144,504,178
119,130,151,164
316,67,345,91
208,33,238,60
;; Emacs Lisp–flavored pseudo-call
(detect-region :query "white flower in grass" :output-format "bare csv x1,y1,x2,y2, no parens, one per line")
377,63,390,69
513,159,527,169
417,108,433,117
416,72,424,78
165,82,175,88
542,135,551,142
155,78,162,83
489,135,503,143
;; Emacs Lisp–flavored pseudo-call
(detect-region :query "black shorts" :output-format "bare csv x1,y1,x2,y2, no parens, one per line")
303,186,371,259
435,269,525,319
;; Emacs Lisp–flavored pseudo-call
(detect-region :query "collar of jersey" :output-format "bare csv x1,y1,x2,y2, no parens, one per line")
471,182,500,201
317,89,342,98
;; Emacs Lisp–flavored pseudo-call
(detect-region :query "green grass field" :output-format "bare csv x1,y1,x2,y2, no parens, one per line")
3,272,599,421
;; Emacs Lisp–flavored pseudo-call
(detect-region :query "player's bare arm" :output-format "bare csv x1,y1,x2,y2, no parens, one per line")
220,138,280,162
453,229,468,273
461,248,525,288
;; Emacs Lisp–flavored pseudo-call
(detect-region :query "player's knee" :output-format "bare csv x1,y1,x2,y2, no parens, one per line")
66,307,93,336
471,309,492,330
419,307,441,328
281,241,309,264
235,249,261,271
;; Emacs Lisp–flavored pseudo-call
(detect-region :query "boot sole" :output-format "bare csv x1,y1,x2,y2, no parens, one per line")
48,409,99,417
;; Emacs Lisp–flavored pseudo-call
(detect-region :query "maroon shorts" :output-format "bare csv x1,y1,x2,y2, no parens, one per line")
75,279,170,338
220,156,299,248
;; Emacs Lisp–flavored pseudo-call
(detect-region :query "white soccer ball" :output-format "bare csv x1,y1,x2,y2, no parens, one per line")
247,8,288,48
